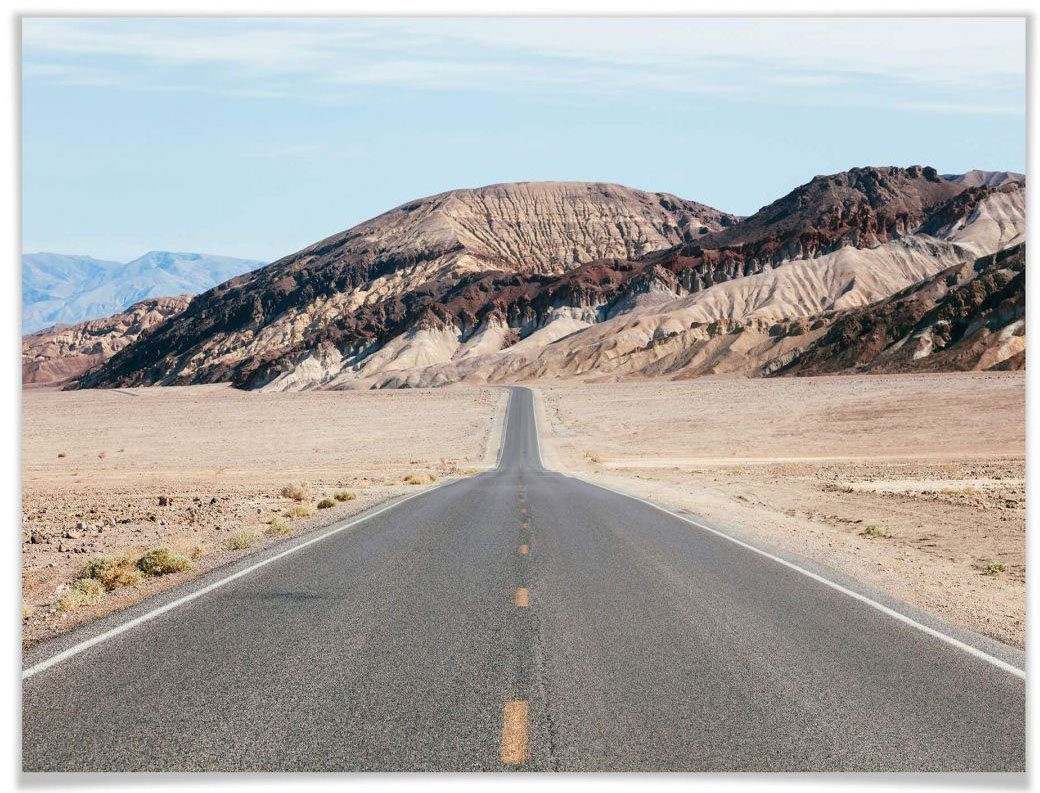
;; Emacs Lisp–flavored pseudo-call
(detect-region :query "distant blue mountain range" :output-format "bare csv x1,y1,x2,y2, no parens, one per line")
22,251,264,334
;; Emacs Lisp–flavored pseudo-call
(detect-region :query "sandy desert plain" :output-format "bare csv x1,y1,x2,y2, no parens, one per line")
23,371,1024,649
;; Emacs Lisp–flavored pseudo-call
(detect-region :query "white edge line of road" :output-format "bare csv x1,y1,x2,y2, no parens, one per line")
22,484,445,680
524,387,1025,681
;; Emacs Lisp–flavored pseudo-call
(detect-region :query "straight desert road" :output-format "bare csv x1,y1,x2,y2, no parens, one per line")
22,388,1025,772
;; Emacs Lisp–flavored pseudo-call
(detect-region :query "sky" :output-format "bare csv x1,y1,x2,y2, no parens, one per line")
21,17,1026,263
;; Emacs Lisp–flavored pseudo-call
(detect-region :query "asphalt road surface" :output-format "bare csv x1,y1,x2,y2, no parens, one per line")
23,387,1025,772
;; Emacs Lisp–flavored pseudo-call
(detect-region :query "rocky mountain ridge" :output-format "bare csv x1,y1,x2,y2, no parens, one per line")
23,295,192,387
71,168,1026,391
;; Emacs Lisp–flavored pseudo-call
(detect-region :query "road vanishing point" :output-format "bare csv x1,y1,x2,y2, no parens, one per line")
23,388,1025,772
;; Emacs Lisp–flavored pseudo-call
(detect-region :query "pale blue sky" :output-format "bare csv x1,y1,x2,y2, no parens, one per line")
21,17,1026,262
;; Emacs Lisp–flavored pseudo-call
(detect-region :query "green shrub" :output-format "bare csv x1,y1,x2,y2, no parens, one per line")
137,547,194,576
75,577,106,598
81,554,144,591
333,491,357,502
984,562,1007,576
317,498,336,509
57,578,106,611
861,524,887,538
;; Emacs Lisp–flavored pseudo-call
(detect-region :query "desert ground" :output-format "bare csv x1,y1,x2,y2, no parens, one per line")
21,384,507,646
536,372,1025,648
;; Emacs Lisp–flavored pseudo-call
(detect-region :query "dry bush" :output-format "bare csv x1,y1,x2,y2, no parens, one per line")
403,474,425,485
861,524,888,538
137,548,195,576
227,530,259,550
81,554,144,591
57,578,105,611
190,544,208,560
267,518,293,536
280,482,312,502
333,491,357,502
317,498,336,509
287,503,315,519
22,602,33,621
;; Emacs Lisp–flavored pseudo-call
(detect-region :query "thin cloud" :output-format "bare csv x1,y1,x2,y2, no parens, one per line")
20,17,1025,115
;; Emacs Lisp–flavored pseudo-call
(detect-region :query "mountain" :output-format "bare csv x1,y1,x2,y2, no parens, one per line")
22,295,192,387
74,168,1026,391
73,182,736,388
773,243,1025,376
22,251,264,333
941,170,1025,189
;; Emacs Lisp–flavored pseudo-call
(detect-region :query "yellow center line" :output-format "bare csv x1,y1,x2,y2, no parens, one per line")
519,544,529,555
500,700,529,765
515,588,529,607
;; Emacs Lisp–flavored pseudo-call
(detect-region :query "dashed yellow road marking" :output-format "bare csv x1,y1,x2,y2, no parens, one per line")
515,588,529,607
500,701,529,765
519,544,529,555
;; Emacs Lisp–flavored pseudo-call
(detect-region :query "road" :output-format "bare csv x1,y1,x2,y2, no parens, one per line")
22,387,1025,771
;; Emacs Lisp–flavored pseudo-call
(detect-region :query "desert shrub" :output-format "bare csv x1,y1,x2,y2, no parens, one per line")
280,482,312,502
22,602,33,621
427,473,439,483
317,498,336,509
56,452,66,458
137,547,194,576
861,524,887,538
74,578,106,598
81,554,144,591
57,578,105,611
56,589,90,612
286,503,315,519
190,544,208,560
984,562,1007,576
267,518,293,536
333,491,357,502
403,474,424,485
226,530,259,550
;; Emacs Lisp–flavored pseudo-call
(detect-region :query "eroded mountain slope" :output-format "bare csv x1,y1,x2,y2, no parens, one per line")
23,296,192,387
73,168,1025,391
78,182,734,389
